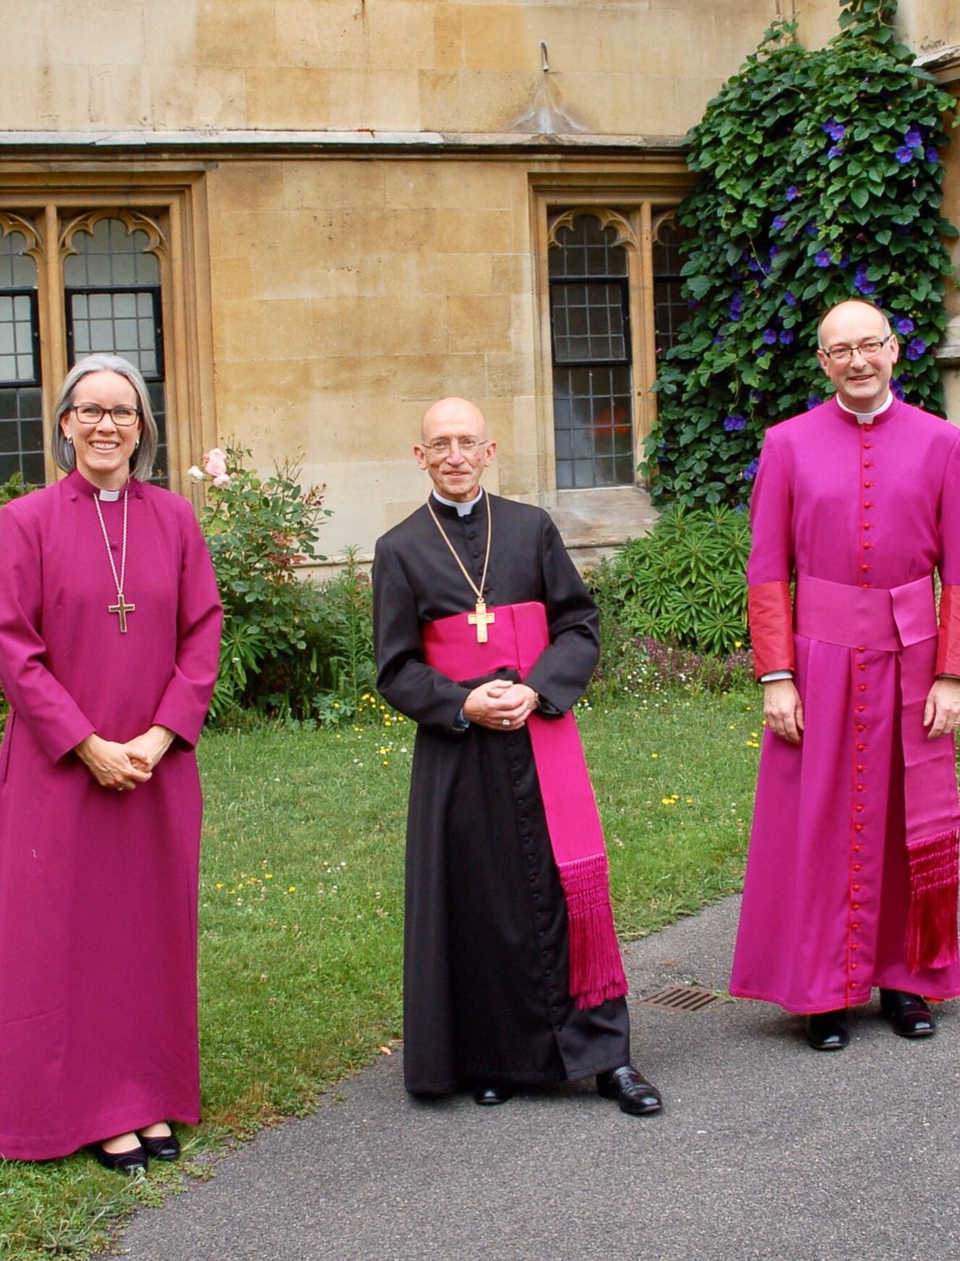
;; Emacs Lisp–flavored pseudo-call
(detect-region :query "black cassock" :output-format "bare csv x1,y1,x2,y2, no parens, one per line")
373,492,630,1094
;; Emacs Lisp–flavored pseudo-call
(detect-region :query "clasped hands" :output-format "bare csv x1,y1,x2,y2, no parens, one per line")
74,725,176,791
463,680,538,731
763,675,960,746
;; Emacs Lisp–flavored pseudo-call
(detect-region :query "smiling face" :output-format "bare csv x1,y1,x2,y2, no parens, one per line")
414,397,497,502
60,370,142,491
817,301,899,414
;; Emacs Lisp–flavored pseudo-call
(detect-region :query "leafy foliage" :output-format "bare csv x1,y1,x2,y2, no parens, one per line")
200,447,332,720
590,505,751,657
644,0,957,506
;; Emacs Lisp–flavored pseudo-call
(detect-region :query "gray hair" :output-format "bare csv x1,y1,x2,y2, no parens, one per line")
817,301,893,350
52,353,158,483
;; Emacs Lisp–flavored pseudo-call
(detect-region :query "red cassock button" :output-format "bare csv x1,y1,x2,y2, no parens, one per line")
863,523,873,530
857,742,867,750
864,502,874,509
855,784,865,791
858,684,867,692
864,461,874,468
852,922,861,929
853,884,862,891
854,863,863,871
851,962,859,969
864,481,874,488
856,804,864,812
851,942,860,950
858,664,867,672
861,583,871,589
857,725,866,732
855,824,865,831
852,902,862,910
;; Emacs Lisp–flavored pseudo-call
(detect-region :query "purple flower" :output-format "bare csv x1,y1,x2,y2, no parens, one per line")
729,292,743,321
784,291,798,307
895,146,915,164
805,221,819,237
815,250,832,267
772,214,788,230
827,144,844,160
724,414,747,432
747,257,760,273
785,185,799,202
742,458,760,482
895,316,914,335
712,334,725,344
854,265,876,296
769,246,781,260
906,336,927,361
891,377,905,399
904,127,923,150
762,328,778,345
926,147,939,164
822,118,846,142
806,395,822,410
750,390,765,403
779,329,794,344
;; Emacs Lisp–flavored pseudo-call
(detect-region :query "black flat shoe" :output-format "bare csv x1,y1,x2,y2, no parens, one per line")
472,1084,514,1106
88,1141,148,1174
596,1065,663,1115
879,988,935,1038
138,1129,180,1160
806,1009,849,1051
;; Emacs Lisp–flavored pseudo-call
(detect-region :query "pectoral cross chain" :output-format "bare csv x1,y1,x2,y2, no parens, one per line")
468,599,496,644
109,592,136,634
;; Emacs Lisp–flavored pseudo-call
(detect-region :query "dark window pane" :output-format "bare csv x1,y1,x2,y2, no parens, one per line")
653,215,690,354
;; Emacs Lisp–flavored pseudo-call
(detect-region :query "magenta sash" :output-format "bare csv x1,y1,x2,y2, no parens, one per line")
422,601,628,1009
795,572,960,970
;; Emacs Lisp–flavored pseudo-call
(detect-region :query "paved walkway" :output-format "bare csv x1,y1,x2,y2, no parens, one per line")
98,898,960,1260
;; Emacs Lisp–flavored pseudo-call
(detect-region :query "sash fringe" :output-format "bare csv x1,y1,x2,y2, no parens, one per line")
559,855,628,1010
906,827,960,972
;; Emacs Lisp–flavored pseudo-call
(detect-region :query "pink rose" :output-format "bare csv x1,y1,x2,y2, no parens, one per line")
204,448,228,478
212,473,231,488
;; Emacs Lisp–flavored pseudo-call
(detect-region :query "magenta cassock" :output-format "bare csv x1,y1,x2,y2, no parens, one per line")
0,471,221,1160
730,396,960,1014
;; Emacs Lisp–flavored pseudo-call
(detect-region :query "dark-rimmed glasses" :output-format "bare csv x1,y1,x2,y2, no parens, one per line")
70,403,141,426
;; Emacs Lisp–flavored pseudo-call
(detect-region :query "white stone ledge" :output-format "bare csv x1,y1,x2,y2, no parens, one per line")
0,129,687,157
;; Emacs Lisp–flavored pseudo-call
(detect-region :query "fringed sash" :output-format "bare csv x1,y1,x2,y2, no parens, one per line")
795,572,960,971
422,601,628,1009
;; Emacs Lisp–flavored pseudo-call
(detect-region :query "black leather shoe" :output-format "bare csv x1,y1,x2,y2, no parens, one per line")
88,1141,148,1174
138,1128,180,1160
596,1065,663,1115
880,989,935,1038
473,1084,514,1106
806,1009,849,1051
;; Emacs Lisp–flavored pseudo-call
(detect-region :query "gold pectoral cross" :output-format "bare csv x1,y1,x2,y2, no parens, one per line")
468,599,495,643
109,592,136,634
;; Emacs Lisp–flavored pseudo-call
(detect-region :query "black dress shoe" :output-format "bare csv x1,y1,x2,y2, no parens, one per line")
880,988,935,1038
138,1128,181,1160
88,1141,148,1174
806,1009,849,1051
472,1084,514,1106
596,1065,663,1115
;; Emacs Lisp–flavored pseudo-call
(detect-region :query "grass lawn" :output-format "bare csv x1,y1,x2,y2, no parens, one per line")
0,689,762,1259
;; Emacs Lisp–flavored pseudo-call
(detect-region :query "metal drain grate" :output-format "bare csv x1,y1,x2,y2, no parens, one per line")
639,984,720,1012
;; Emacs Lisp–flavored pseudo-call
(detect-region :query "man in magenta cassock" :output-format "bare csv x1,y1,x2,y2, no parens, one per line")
730,300,960,1051
373,396,661,1114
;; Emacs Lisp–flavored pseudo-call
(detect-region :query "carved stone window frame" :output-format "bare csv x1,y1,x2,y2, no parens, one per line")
530,168,694,497
0,170,215,500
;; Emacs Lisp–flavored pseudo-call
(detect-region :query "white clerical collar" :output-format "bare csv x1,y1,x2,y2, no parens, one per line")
432,488,484,517
837,391,893,425
97,487,122,502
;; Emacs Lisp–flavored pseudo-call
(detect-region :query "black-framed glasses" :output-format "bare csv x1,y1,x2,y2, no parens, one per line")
820,335,893,364
70,403,141,426
420,436,488,456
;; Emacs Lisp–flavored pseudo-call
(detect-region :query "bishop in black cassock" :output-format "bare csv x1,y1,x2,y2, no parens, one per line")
372,396,662,1114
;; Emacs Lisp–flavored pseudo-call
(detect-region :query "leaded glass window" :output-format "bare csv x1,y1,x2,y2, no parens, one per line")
653,216,689,354
64,218,168,483
0,231,43,486
549,215,634,489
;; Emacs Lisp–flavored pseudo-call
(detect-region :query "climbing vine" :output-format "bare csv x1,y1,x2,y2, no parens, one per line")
644,0,957,506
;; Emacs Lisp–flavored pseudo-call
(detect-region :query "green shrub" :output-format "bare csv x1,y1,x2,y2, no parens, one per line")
590,505,751,658
196,446,332,721
644,0,957,506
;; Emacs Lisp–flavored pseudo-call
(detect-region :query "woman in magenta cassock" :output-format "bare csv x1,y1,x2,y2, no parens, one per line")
730,300,960,1052
0,354,222,1170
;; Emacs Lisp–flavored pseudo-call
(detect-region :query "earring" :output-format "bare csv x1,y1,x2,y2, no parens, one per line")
135,438,141,448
